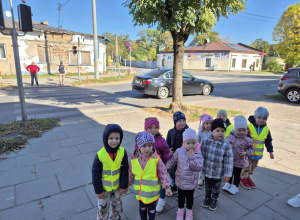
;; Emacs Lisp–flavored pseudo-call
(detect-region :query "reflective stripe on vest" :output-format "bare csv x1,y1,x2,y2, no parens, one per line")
131,156,161,204
97,147,125,192
225,124,233,138
248,124,269,157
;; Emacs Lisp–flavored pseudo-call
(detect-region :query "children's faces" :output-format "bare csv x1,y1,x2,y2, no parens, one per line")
235,128,247,137
176,119,186,130
255,116,267,126
212,128,225,141
218,114,227,122
108,132,121,148
203,120,212,131
184,139,197,151
139,143,153,156
146,124,159,136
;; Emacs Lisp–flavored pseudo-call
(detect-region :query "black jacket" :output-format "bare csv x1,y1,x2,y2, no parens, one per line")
92,124,129,194
248,116,273,152
166,124,189,152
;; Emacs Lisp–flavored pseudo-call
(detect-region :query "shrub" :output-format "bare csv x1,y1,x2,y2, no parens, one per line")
268,58,282,72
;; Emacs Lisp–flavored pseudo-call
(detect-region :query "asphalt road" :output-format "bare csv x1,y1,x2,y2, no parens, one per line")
0,72,282,123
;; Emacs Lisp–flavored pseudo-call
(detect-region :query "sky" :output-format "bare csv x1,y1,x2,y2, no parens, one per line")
2,0,299,45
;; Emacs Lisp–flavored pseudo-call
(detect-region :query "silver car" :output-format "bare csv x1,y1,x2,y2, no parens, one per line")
278,67,300,103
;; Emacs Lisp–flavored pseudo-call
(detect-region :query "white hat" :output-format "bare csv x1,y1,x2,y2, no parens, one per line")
234,115,247,130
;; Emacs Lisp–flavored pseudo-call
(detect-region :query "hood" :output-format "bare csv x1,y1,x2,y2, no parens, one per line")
102,124,123,153
248,115,267,128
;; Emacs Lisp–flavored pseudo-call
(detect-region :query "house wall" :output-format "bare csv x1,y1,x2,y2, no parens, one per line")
229,53,262,71
0,33,16,76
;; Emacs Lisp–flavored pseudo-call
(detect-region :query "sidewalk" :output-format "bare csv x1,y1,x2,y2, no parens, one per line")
0,97,299,219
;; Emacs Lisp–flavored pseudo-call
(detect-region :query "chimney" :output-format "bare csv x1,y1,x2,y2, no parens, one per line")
41,21,48,25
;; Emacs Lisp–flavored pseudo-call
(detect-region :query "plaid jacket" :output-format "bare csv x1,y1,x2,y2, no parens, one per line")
201,135,233,179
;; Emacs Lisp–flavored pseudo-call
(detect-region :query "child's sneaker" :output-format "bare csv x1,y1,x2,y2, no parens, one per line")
185,208,193,220
156,198,165,212
202,196,211,208
247,177,256,188
228,184,239,195
287,193,300,208
198,175,204,186
240,178,251,189
222,182,231,191
176,208,184,220
209,198,218,211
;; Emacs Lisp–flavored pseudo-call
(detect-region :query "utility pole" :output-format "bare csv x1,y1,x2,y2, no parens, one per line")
57,2,61,29
92,0,99,79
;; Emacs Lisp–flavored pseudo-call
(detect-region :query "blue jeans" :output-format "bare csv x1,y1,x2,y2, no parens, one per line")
159,188,166,199
31,73,38,85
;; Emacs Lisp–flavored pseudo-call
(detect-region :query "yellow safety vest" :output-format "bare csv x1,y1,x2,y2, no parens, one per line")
248,124,269,158
97,147,124,192
225,124,234,138
131,156,161,204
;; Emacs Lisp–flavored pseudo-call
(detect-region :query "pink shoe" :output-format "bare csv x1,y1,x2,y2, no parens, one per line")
176,208,184,220
185,208,193,220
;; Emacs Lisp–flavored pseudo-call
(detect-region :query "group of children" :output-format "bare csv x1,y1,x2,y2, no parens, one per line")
92,106,274,220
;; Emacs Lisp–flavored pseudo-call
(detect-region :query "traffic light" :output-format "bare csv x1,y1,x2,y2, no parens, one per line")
18,4,33,32
72,46,77,55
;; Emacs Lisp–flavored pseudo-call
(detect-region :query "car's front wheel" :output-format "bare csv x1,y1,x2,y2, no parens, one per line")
201,84,211,95
157,86,169,99
285,88,300,103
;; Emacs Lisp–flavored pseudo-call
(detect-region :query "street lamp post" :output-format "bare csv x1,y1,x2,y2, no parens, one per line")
91,0,99,79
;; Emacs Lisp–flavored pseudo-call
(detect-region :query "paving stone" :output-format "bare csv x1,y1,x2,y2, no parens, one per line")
265,191,300,220
42,188,92,220
68,152,95,169
52,124,75,132
49,146,81,160
27,137,43,144
276,141,299,153
122,193,140,220
72,122,94,130
76,141,101,154
0,201,43,220
70,208,95,220
59,136,86,148
30,140,61,153
0,166,36,187
276,156,300,172
57,167,92,191
241,205,289,220
1,146,31,159
83,184,98,207
285,182,300,196
16,176,61,205
16,152,51,168
0,186,14,211
64,127,94,138
35,159,73,178
0,157,17,172
82,133,102,142
42,132,67,142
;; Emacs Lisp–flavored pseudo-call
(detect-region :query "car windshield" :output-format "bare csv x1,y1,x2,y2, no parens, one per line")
144,69,169,77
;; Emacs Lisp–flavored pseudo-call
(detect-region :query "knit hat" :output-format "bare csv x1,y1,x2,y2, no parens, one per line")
211,118,226,131
173,111,186,125
217,110,227,118
144,119,160,131
135,131,155,148
183,128,197,142
234,115,247,130
200,114,213,126
254,107,269,119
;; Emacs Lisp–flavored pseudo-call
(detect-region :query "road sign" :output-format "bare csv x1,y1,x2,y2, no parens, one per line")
190,53,195,55
168,56,171,59
259,52,266,55
130,47,133,51
124,43,131,47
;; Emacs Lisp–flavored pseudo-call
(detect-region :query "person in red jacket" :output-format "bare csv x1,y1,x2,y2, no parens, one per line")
26,61,40,85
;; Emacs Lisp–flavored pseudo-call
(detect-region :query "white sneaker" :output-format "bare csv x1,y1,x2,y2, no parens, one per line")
198,175,204,186
222,182,231,191
228,184,239,195
156,198,166,212
287,194,300,208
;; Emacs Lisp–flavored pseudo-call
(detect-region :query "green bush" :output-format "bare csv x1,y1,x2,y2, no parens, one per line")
268,58,282,72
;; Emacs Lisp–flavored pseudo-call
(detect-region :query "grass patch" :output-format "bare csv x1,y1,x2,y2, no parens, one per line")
1,73,94,79
0,118,60,155
143,105,244,123
71,74,134,86
263,94,286,102
261,69,286,74
0,84,18,89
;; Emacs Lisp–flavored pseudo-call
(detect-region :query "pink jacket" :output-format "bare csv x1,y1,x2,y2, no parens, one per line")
166,143,203,190
128,149,170,190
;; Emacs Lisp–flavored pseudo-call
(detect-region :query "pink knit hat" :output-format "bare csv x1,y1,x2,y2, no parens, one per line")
144,119,160,131
183,128,197,142
199,114,213,127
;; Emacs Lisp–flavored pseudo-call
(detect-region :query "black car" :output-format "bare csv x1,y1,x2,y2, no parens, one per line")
131,68,214,99
278,67,300,103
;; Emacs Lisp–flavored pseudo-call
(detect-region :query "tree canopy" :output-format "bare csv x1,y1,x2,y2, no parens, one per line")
249,38,277,57
189,31,221,46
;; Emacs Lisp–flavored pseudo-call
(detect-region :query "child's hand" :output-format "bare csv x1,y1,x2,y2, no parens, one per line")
188,150,195,157
120,188,128,195
96,192,105,199
239,150,247,156
165,188,173,197
269,152,274,159
224,176,230,182
170,148,174,156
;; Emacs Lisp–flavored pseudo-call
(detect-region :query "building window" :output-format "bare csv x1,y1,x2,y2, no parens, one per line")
206,58,211,67
38,46,50,63
232,58,236,68
242,59,247,68
69,51,78,65
0,44,7,59
81,51,91,66
256,59,259,67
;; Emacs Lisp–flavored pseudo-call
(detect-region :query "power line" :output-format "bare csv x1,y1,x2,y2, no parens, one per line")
61,0,70,6
242,12,278,20
237,15,273,22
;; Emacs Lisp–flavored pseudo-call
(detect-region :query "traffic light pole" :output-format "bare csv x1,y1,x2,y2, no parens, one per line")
78,37,81,83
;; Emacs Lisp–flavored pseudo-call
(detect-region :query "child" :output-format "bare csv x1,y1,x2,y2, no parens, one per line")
224,116,254,194
201,118,233,211
217,109,233,138
134,117,171,212
129,131,172,220
240,107,274,189
166,128,203,220
197,114,213,186
92,124,129,220
166,111,189,194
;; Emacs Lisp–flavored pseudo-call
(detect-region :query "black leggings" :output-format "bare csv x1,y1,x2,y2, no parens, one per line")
139,200,156,220
178,188,195,209
229,167,243,187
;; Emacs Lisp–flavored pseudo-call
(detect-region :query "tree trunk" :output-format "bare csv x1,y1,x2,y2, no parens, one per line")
170,32,185,112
